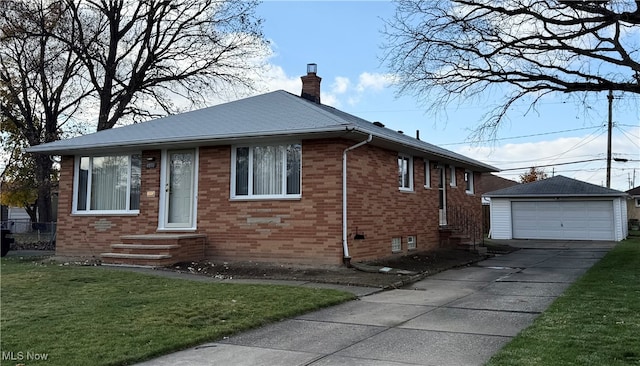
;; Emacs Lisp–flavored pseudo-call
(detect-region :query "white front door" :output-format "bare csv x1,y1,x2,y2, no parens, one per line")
164,149,195,228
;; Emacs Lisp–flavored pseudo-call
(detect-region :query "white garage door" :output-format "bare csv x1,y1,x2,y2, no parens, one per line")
512,201,614,241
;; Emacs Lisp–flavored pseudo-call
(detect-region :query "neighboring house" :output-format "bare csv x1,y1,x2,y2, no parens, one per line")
485,175,628,241
626,186,640,224
477,173,519,233
28,64,497,266
478,173,519,205
3,207,31,233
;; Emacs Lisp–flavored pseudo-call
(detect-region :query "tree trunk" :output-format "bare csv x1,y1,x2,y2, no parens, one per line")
24,202,38,223
34,154,53,224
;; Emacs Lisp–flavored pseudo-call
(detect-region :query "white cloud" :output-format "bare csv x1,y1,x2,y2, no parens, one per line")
320,93,340,108
256,64,300,94
331,76,350,94
249,67,395,109
455,126,639,192
356,72,395,92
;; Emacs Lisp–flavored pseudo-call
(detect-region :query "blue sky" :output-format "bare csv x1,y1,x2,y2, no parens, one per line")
254,1,639,191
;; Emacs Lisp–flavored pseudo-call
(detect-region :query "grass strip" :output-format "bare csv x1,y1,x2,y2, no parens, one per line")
487,238,640,366
0,258,354,365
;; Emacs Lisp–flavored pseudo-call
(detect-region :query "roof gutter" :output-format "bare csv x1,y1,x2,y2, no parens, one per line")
342,133,373,267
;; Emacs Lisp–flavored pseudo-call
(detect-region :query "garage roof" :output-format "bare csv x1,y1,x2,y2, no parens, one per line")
483,175,627,197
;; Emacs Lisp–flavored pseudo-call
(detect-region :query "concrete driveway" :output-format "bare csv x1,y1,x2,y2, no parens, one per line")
136,240,616,366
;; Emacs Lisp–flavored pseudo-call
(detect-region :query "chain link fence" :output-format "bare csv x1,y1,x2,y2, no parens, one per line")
1,219,56,252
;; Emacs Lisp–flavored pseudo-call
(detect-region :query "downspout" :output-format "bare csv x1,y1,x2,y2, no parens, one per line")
342,134,373,267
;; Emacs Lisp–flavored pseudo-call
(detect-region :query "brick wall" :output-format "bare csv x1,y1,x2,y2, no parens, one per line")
343,145,481,262
55,151,162,257
55,139,482,265
198,140,344,264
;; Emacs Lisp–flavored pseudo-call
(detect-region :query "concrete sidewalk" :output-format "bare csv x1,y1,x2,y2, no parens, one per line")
136,240,616,366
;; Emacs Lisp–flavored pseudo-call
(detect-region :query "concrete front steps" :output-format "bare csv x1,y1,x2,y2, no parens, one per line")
101,233,206,267
439,226,487,255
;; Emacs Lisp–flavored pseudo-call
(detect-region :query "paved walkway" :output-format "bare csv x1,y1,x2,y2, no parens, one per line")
136,240,616,366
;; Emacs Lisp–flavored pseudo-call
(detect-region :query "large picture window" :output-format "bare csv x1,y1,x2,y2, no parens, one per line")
75,154,141,213
232,143,301,199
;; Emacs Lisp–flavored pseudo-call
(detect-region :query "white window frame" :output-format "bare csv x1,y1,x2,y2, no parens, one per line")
450,165,457,187
465,170,474,194
407,235,417,250
398,154,413,191
635,198,640,207
72,154,141,215
391,237,402,253
230,142,302,200
424,160,431,188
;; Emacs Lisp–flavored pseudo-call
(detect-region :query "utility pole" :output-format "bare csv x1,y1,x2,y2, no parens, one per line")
606,89,613,188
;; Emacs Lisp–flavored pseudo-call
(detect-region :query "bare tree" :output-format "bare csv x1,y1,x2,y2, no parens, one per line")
382,0,640,138
65,0,268,131
2,0,267,221
1,0,87,223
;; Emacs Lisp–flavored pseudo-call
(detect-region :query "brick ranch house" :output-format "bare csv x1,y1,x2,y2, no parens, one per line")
29,65,498,267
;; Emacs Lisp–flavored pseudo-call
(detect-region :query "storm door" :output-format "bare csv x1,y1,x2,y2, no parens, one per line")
164,150,195,228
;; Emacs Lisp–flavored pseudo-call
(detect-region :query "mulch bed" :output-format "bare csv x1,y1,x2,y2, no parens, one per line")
168,246,516,289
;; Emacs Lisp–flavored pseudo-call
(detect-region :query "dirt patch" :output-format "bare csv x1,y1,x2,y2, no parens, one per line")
168,247,515,289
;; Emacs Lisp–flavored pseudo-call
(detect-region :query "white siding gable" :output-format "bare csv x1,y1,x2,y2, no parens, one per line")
614,197,628,240
489,198,512,239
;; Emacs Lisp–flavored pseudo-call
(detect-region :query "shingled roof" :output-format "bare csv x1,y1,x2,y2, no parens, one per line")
627,186,640,196
27,90,497,172
483,175,627,197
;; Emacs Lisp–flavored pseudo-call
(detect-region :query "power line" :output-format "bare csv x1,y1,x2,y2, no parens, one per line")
498,158,605,172
440,125,603,146
615,126,640,149
498,166,630,176
547,128,607,164
482,153,600,165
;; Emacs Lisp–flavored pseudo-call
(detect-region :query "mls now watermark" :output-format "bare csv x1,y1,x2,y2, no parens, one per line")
2,351,49,362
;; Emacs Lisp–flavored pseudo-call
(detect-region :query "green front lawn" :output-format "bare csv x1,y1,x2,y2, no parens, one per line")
487,237,640,366
0,258,354,366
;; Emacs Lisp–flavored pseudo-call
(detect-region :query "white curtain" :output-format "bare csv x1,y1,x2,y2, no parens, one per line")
90,156,128,210
398,157,409,188
253,146,283,195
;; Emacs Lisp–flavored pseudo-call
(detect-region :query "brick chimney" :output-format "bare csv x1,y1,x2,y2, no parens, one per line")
301,63,321,104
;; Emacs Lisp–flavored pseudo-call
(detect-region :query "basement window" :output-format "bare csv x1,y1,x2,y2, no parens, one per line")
407,236,417,250
392,237,402,253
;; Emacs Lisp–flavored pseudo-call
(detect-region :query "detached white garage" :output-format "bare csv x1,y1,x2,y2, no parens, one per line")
485,176,628,241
